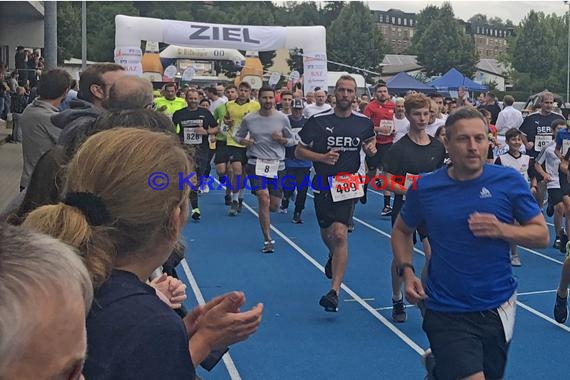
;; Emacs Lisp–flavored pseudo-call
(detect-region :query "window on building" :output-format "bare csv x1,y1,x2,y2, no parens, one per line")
404,18,407,26
392,16,395,24
397,17,401,24
477,26,480,34
486,38,489,45
410,19,414,26
379,15,383,22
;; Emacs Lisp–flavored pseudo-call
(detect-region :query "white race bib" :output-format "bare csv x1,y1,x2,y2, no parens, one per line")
183,128,203,145
330,173,364,202
562,139,570,157
404,172,420,190
497,292,517,343
255,159,279,177
534,135,552,152
377,119,395,136
220,121,231,134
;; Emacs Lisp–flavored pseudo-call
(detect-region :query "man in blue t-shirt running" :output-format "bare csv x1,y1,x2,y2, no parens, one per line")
391,107,549,380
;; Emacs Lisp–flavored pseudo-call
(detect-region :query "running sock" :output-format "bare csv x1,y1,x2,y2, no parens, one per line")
189,190,198,210
232,192,240,202
384,195,391,208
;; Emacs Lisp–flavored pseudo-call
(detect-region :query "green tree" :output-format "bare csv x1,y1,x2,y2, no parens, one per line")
411,3,478,77
468,13,488,25
326,2,387,78
57,2,81,64
85,2,139,62
506,11,563,93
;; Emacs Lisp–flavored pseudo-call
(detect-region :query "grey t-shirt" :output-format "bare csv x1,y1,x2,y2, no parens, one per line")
234,111,296,171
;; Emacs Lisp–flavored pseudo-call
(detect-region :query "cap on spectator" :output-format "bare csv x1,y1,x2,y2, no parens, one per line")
292,99,304,109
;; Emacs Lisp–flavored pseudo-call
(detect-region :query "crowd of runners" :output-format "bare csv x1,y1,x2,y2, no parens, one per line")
0,63,569,380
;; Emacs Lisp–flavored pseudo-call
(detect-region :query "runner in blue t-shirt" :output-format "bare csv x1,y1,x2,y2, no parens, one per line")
392,107,548,380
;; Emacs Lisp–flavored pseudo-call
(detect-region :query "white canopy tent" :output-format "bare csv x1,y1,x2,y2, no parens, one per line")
114,15,327,93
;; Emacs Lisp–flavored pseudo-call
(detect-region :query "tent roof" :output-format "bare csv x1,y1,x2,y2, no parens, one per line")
386,71,436,93
428,68,487,91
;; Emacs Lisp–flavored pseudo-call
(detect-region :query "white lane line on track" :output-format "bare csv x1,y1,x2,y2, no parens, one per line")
180,259,242,380
518,289,558,296
240,201,427,356
516,301,570,332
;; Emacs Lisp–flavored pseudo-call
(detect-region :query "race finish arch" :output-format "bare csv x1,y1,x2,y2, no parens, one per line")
114,15,327,94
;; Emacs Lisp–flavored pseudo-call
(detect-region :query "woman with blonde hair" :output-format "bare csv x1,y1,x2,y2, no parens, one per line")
23,127,263,379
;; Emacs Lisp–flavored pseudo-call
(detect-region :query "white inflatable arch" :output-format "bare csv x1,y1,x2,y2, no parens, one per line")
114,15,327,93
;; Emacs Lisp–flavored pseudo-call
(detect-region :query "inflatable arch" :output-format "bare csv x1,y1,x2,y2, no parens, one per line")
114,15,327,93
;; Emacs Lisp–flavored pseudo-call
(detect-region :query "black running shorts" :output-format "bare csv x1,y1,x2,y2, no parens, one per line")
313,189,355,229
422,308,509,380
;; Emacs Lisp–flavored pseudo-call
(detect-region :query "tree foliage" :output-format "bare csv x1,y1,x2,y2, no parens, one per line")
505,10,568,94
326,2,388,78
57,2,81,64
411,3,478,77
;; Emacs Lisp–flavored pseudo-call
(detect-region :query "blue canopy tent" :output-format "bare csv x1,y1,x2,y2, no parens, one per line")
386,72,436,94
428,68,488,92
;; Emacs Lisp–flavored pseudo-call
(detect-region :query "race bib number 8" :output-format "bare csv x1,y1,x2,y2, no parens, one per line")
377,120,395,136
535,135,552,152
330,174,364,202
255,159,279,177
184,128,203,145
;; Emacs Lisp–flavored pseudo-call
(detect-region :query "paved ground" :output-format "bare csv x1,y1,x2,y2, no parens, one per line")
0,119,22,212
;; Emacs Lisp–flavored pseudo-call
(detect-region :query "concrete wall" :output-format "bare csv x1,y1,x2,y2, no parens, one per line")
0,19,44,69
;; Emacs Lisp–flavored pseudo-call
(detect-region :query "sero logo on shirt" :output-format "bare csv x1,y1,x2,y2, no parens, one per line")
326,136,361,152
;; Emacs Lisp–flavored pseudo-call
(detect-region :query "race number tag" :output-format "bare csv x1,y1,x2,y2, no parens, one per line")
404,172,420,190
534,135,552,152
562,139,570,157
330,174,364,202
183,128,203,145
497,293,517,343
220,121,231,134
377,119,395,136
255,159,279,177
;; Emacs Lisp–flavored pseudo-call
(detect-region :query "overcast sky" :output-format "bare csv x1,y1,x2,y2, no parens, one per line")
366,0,569,24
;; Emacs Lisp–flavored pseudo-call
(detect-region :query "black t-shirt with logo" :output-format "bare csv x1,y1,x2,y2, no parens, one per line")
298,110,375,181
519,112,564,157
172,108,217,153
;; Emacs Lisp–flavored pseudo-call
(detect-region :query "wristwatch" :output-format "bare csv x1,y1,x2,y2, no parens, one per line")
397,263,415,277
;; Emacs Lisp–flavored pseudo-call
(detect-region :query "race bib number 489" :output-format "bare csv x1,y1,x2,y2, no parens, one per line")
330,174,364,202
535,135,552,152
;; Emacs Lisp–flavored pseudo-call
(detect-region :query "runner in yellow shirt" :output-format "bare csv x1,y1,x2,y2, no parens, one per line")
154,83,187,119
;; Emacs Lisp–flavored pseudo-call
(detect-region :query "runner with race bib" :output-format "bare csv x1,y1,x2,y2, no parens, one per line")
173,89,218,222
234,86,295,254
296,75,376,312
519,92,564,207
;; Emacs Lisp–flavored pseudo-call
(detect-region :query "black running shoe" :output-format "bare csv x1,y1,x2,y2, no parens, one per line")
319,289,338,312
224,194,231,206
191,208,201,222
554,293,568,324
292,212,303,224
422,349,437,380
360,191,367,204
560,232,568,254
392,297,407,322
324,253,333,279
237,199,244,213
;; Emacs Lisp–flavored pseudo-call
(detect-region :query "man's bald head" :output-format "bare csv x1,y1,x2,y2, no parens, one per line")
107,76,154,111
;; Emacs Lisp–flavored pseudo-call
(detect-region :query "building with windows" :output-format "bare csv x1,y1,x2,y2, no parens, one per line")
466,22,514,59
373,9,416,54
372,9,514,59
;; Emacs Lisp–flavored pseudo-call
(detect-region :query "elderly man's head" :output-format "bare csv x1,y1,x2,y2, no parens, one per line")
0,224,93,380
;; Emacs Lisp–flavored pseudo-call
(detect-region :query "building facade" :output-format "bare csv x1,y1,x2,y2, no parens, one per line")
373,9,416,54
373,9,514,59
